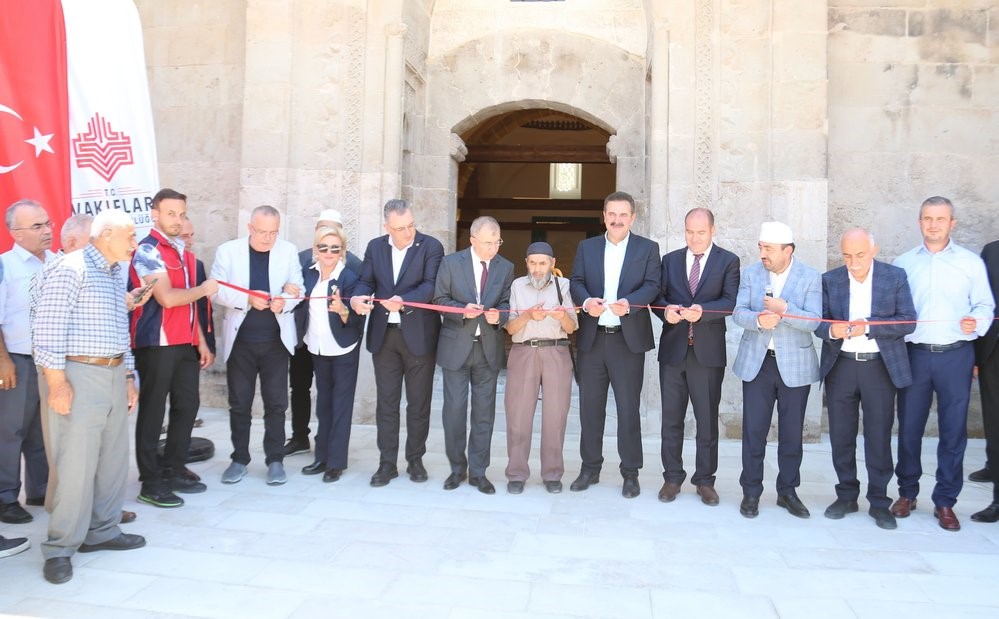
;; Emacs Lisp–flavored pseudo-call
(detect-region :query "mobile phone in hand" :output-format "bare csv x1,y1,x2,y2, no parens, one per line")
133,277,157,301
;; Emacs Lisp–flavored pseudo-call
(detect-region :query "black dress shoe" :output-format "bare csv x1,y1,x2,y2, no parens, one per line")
569,470,600,492
43,557,73,584
971,502,999,523
78,533,147,553
406,459,429,483
0,501,33,524
301,461,326,475
544,480,563,494
283,437,311,457
824,498,859,520
323,468,343,483
869,507,898,530
740,495,760,518
469,476,496,495
968,467,994,483
25,496,45,507
443,471,467,490
777,492,811,518
622,476,640,499
507,481,525,494
369,464,399,487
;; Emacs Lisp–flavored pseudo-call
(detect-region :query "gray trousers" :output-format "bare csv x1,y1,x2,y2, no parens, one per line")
441,342,499,478
0,353,47,504
40,362,128,559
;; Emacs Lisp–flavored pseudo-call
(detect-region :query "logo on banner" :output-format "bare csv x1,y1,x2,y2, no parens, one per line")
72,113,134,182
0,102,56,175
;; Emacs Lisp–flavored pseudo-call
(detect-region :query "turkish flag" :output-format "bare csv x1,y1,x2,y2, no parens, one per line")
0,0,71,252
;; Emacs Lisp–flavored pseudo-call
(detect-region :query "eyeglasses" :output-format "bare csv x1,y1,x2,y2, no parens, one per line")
12,220,52,232
250,226,279,239
472,236,503,249
316,244,342,254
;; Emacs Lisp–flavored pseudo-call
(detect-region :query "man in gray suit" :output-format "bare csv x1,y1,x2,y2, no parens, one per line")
433,216,514,494
732,222,821,519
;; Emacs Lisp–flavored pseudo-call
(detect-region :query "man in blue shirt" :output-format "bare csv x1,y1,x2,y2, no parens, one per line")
892,196,995,531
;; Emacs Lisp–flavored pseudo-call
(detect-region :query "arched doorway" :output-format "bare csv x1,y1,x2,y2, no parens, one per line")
455,109,614,276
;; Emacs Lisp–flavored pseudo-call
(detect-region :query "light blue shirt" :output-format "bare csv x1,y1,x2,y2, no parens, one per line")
894,240,995,345
0,244,55,354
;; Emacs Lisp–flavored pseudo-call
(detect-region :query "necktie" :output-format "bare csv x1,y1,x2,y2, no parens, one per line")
479,260,488,303
688,253,703,341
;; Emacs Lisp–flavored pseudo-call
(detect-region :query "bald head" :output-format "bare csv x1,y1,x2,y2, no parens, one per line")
840,227,879,282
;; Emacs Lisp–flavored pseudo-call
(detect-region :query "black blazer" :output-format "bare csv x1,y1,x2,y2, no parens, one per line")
354,232,444,357
975,240,999,365
570,232,661,354
295,261,365,351
195,259,216,355
653,245,740,367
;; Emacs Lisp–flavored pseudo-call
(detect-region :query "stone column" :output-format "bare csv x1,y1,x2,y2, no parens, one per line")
381,21,408,206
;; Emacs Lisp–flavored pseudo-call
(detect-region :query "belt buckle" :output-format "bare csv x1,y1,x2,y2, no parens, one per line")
529,339,541,348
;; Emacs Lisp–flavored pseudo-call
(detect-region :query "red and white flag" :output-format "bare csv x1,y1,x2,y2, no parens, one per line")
0,0,72,252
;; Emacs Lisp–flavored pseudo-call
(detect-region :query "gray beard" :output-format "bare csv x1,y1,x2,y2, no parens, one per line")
528,273,552,290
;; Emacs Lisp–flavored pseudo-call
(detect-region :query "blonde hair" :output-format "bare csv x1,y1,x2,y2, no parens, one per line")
314,226,346,253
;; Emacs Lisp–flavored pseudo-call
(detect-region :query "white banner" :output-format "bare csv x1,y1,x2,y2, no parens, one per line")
63,0,159,239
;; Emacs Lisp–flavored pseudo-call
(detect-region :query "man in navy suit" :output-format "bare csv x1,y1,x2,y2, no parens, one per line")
569,191,661,499
972,238,999,522
732,221,821,519
816,229,916,530
433,216,514,494
351,200,444,487
654,208,739,506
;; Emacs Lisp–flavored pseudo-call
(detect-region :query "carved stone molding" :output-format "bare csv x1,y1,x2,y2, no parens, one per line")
449,133,467,162
385,22,408,38
694,0,715,208
606,134,621,164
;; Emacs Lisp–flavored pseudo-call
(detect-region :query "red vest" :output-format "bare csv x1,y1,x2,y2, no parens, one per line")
129,229,201,348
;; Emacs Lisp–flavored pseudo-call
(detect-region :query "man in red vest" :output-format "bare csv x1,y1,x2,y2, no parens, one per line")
129,189,217,508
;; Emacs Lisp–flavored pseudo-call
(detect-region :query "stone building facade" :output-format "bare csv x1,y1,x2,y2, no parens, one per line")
134,0,996,440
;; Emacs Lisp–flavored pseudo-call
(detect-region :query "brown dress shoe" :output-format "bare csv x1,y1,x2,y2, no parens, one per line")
120,510,137,524
696,485,720,506
933,506,961,531
658,482,681,503
890,497,917,518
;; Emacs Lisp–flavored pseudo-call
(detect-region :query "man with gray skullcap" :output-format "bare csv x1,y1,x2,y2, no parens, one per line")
503,242,578,494
732,221,821,519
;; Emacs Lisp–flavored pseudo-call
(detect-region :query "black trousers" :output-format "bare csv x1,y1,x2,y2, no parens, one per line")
577,330,645,475
373,328,435,467
134,345,200,484
313,348,360,469
659,346,723,487
825,356,896,509
289,344,314,440
979,343,999,500
226,339,289,466
740,354,810,497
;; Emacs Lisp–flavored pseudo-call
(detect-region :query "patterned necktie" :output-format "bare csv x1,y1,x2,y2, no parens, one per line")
688,253,703,341
479,260,488,303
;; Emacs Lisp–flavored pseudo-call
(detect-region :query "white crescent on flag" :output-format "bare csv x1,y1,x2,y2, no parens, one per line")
0,103,25,173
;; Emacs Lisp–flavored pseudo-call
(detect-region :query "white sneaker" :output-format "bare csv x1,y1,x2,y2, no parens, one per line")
266,462,287,486
221,462,247,484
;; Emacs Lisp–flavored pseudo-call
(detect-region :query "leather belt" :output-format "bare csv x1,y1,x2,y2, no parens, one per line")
597,326,621,334
66,354,125,367
471,336,481,343
911,341,967,353
516,339,570,348
839,351,881,361
386,323,402,329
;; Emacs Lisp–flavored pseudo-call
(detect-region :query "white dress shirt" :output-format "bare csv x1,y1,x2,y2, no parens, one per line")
387,237,413,325
304,261,357,356
840,266,880,353
598,232,630,327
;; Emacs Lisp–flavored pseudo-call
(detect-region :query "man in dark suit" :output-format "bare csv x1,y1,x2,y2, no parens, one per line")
433,216,514,494
351,200,444,487
816,229,916,530
285,209,363,457
972,239,999,523
654,208,739,506
569,191,661,498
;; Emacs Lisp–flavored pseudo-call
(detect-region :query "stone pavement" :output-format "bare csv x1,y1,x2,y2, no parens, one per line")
1,406,997,619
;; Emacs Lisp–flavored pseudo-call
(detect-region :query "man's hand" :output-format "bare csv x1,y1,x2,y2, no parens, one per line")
665,305,682,325
484,308,500,325
609,298,630,317
546,306,566,321
269,296,286,314
282,283,302,297
680,304,703,323
351,295,374,315
758,311,781,330
380,295,404,313
848,319,869,338
585,298,605,318
197,341,215,369
762,295,788,315
200,279,220,297
248,292,270,311
463,303,484,320
527,303,546,321
960,315,978,335
127,379,138,415
48,380,73,415
830,321,850,339
0,355,16,391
